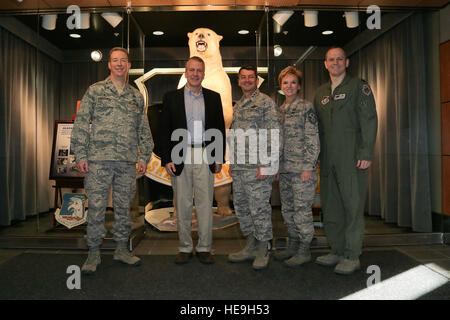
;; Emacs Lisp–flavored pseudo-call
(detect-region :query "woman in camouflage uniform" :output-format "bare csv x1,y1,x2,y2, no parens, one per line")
275,66,320,267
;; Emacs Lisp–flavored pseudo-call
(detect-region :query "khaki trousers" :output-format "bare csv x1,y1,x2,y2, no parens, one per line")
170,147,215,253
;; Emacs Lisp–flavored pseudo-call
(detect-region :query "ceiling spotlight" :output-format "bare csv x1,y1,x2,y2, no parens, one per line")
304,10,318,27
238,30,249,35
274,45,283,57
344,12,360,28
153,31,164,36
91,50,103,62
79,13,90,29
272,11,294,27
69,33,81,38
101,12,123,28
322,30,334,35
274,21,282,34
42,14,57,31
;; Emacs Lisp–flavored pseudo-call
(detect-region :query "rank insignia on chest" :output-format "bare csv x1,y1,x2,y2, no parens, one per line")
334,93,346,100
321,96,330,105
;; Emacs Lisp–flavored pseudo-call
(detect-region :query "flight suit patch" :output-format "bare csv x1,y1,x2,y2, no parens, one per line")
362,84,372,96
334,93,346,100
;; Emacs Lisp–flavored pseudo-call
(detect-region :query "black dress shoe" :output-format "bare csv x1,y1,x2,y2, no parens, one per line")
197,252,215,264
175,252,193,264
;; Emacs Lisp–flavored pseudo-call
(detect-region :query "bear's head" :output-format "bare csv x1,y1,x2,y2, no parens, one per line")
187,28,223,60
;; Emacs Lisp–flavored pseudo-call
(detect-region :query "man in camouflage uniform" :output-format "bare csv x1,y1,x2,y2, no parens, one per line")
313,47,377,275
274,66,320,267
227,65,281,270
71,47,154,275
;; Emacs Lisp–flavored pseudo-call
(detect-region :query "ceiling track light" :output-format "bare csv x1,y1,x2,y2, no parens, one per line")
101,12,123,28
272,10,294,27
79,12,90,29
42,14,57,30
344,12,360,28
303,10,318,27
274,21,282,34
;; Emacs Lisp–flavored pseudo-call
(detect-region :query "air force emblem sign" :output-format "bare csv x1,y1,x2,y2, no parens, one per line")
55,193,88,229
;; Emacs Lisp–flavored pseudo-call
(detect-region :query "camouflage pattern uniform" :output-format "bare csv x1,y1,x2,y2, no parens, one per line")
279,96,320,249
229,89,281,241
71,76,154,248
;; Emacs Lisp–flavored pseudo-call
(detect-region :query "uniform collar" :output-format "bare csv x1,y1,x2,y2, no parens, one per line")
281,95,300,112
328,73,351,93
250,88,260,100
105,76,130,94
239,88,260,105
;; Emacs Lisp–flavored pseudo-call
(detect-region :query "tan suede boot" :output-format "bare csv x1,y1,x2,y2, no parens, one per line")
113,242,141,266
252,240,270,270
81,247,101,275
228,236,257,263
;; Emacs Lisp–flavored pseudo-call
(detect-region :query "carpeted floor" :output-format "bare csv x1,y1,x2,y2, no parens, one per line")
0,250,448,300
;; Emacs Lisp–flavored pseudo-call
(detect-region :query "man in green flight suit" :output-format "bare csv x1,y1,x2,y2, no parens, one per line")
313,47,378,275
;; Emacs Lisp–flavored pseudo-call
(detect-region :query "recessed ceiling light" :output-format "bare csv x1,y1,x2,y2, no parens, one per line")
322,30,334,35
153,31,164,36
70,33,81,38
238,30,249,35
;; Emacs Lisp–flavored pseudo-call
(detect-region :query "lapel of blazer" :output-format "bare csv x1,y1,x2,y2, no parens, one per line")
203,88,211,130
176,88,188,129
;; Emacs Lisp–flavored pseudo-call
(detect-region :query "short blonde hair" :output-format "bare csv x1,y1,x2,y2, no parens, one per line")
186,56,205,69
278,66,302,88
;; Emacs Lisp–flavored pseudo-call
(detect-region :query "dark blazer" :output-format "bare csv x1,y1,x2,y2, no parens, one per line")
161,87,226,175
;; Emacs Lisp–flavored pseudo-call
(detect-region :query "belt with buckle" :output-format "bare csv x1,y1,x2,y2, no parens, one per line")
189,142,206,148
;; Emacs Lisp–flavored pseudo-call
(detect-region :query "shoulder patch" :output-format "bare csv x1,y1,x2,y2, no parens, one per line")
362,84,372,96
306,108,318,125
321,96,330,105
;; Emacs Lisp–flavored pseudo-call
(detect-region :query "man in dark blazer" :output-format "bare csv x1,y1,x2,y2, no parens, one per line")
161,56,226,265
